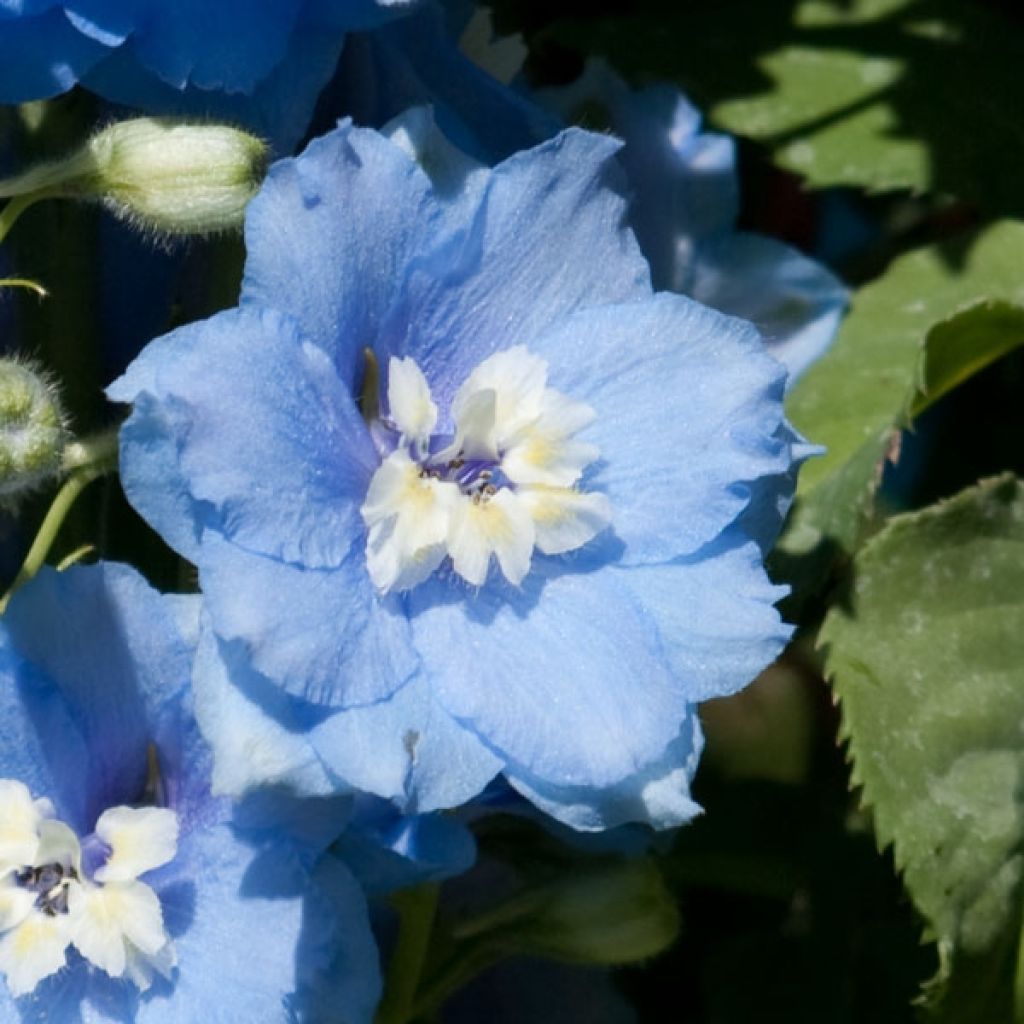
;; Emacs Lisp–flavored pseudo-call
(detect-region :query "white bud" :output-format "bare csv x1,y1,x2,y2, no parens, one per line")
0,119,268,236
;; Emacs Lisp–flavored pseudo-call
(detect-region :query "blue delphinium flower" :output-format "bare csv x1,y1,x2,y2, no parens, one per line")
542,61,848,384
0,562,380,1022
109,112,799,832
0,1,422,151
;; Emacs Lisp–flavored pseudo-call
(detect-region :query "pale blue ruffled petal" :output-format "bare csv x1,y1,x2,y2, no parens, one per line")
194,614,499,811
689,231,848,385
410,560,687,791
139,826,380,1023
617,531,792,703
199,533,417,708
240,122,444,389
2,564,195,831
336,799,476,895
0,9,108,101
338,3,560,164
528,294,788,564
506,715,704,832
109,306,376,570
0,635,91,831
376,128,651,419
541,61,847,385
192,620,337,799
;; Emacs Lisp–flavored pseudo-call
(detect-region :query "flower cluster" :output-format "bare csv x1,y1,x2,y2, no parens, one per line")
0,4,847,1020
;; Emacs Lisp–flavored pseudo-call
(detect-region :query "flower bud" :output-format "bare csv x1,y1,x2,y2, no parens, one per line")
0,119,268,236
0,359,66,501
493,859,680,966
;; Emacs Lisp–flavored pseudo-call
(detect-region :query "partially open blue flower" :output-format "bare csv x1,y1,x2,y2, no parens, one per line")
0,562,380,1022
542,61,848,385
0,1,422,151
109,114,800,832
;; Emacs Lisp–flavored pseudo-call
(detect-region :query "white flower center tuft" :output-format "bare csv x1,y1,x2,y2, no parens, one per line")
361,347,612,592
0,779,178,997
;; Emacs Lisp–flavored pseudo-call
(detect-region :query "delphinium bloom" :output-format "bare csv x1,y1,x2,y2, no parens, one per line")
543,61,847,384
0,1,422,150
109,112,800,832
0,562,379,1022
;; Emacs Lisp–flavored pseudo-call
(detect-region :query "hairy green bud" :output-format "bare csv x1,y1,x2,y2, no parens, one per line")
464,858,680,967
0,360,66,501
0,118,268,236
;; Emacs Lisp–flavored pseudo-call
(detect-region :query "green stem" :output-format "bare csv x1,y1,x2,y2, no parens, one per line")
0,193,42,244
375,884,441,1024
0,429,119,612
61,427,119,473
411,943,501,1021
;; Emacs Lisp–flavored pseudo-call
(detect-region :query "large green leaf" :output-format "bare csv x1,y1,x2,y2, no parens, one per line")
820,475,1024,1020
549,0,1024,213
776,221,1024,580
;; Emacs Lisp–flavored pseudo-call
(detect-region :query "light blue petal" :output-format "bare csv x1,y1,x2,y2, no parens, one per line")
82,20,346,153
113,393,207,565
542,63,737,291
111,306,377,571
139,826,380,1023
98,0,299,93
376,128,651,420
506,714,704,832
690,231,848,385
3,564,195,831
292,855,382,1024
306,670,501,813
240,121,443,389
0,632,91,830
529,293,790,564
195,614,499,811
0,9,108,101
336,799,476,895
410,561,687,791
339,3,559,165
192,620,337,799
199,533,417,708
617,530,792,702
737,424,821,556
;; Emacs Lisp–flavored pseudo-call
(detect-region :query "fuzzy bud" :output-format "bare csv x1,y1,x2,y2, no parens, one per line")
0,360,66,501
0,119,268,236
492,859,680,966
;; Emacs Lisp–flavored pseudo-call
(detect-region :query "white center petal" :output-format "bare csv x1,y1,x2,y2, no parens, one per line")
0,781,44,871
387,356,438,446
518,486,613,555
451,346,547,448
502,391,599,488
0,781,179,999
93,806,179,884
0,881,35,934
361,347,611,593
0,910,73,997
448,489,536,587
362,450,459,592
69,879,170,980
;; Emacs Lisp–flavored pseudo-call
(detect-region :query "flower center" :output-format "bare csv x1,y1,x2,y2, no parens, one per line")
361,346,612,593
0,779,179,998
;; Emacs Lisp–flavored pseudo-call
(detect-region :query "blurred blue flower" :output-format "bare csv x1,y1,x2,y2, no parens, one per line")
0,562,380,1022
542,61,848,384
109,114,800,832
0,0,422,151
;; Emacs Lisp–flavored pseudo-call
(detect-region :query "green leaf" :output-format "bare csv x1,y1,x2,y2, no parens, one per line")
820,475,1024,1020
549,0,1024,213
776,221,1024,578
